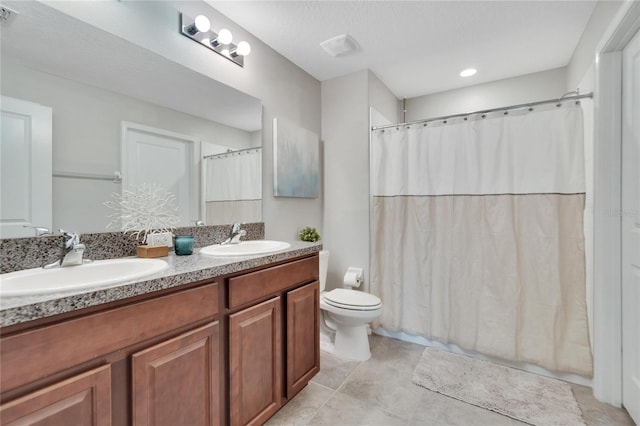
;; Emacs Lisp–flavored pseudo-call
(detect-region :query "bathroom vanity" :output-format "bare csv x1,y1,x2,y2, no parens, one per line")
0,243,320,426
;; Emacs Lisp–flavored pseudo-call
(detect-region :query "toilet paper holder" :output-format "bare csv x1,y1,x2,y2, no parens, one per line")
343,267,364,288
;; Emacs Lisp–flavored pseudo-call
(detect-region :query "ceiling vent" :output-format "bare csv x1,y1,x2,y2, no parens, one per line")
0,6,18,25
320,34,360,57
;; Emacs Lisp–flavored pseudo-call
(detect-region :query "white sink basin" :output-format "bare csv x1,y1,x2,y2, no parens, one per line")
199,240,291,257
0,258,168,297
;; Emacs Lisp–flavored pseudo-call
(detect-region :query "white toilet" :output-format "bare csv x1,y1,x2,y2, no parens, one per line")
318,250,382,361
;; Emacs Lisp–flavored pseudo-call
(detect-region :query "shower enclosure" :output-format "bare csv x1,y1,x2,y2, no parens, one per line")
369,96,593,376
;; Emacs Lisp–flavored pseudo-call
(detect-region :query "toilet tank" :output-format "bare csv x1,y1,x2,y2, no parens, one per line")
319,250,329,292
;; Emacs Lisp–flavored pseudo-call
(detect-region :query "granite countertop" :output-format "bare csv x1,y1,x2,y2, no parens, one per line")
0,241,322,328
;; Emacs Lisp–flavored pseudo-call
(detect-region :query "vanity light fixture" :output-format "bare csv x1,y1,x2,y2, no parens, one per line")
180,13,250,67
231,41,251,58
185,15,210,35
211,28,232,47
459,68,477,77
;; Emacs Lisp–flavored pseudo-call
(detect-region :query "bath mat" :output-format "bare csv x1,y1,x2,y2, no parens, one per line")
412,347,585,426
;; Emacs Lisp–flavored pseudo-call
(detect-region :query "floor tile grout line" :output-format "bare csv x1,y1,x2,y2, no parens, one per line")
306,357,363,424
333,361,362,394
309,380,340,393
331,359,416,423
304,383,340,425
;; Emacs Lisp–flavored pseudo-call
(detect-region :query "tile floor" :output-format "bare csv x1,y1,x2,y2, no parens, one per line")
266,334,635,426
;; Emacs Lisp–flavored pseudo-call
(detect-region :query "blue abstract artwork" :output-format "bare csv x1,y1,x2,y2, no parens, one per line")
273,118,320,198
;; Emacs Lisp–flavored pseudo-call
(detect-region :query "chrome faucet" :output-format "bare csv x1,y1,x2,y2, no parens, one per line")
43,230,89,268
222,222,246,245
23,225,52,237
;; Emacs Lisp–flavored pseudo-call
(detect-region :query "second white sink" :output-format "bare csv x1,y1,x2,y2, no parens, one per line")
0,258,168,297
199,240,291,257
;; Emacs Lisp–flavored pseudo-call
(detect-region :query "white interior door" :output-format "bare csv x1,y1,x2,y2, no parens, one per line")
0,96,52,238
622,28,640,425
122,122,200,227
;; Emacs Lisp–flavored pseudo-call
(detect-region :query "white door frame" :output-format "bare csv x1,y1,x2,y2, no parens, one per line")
592,1,640,406
120,121,201,226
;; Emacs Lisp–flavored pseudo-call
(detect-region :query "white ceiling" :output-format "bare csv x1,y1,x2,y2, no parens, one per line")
209,1,597,99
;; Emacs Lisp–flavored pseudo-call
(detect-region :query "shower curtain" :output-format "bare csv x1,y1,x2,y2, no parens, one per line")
204,148,261,224
370,103,593,376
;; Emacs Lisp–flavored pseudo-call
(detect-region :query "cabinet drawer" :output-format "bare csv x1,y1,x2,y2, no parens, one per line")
1,283,218,393
228,256,318,309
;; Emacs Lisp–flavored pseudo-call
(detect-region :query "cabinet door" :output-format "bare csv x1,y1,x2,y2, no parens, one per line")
0,364,111,426
229,297,282,426
132,322,220,426
286,281,320,398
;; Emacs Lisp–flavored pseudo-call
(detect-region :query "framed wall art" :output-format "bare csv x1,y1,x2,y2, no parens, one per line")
273,117,320,198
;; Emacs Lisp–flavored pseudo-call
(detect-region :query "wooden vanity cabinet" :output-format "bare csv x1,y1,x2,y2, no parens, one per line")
227,256,320,426
0,282,221,426
0,252,320,426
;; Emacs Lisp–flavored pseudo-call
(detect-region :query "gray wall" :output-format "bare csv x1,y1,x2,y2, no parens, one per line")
405,67,567,121
45,0,322,241
321,70,399,291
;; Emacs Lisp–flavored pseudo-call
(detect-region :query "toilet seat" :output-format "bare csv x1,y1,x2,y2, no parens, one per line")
323,288,382,311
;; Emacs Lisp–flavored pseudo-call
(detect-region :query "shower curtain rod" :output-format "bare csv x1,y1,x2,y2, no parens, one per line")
203,146,261,160
371,92,593,131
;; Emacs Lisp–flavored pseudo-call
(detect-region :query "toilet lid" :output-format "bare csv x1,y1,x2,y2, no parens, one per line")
323,288,382,310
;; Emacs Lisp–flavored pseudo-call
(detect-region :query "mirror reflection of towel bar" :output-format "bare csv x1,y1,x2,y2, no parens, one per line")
53,171,122,183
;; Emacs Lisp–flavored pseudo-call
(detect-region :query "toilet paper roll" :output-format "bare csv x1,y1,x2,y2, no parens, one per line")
343,267,363,288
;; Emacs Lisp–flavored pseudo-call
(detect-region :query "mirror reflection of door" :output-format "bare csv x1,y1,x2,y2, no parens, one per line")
0,96,52,238
122,122,200,228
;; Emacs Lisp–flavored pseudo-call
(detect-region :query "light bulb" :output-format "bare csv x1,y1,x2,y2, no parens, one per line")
459,68,477,77
218,29,232,45
194,15,211,32
236,41,251,56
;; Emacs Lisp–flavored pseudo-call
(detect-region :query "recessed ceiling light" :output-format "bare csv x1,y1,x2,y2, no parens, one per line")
460,68,477,77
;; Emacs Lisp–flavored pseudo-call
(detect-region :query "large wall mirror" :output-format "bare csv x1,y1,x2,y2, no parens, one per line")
0,1,262,238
